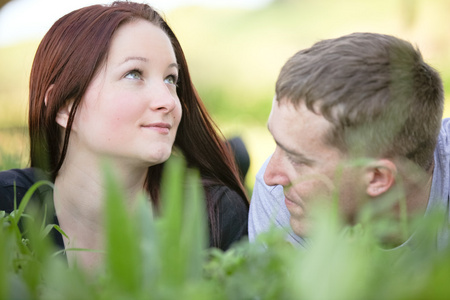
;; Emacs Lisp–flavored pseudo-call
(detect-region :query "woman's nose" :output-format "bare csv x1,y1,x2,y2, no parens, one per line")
148,82,178,112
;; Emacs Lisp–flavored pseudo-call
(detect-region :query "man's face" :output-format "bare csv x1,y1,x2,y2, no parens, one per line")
264,98,360,236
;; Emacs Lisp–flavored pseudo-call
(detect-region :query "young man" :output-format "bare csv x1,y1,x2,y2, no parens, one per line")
249,32,449,248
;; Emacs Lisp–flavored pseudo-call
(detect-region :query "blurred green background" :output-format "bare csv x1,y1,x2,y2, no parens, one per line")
1,0,450,190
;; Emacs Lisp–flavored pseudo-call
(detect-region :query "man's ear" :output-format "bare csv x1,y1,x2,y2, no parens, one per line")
55,100,74,129
364,159,397,197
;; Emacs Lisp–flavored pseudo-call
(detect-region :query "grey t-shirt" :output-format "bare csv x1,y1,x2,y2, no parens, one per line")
248,156,306,247
249,119,450,248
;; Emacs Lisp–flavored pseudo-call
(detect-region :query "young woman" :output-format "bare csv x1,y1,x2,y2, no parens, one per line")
0,1,248,268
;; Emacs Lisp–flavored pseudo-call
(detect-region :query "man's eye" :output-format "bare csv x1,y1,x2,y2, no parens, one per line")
124,69,142,80
164,74,178,85
288,156,304,167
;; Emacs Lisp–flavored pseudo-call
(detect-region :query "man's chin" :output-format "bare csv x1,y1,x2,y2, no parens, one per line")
290,217,309,237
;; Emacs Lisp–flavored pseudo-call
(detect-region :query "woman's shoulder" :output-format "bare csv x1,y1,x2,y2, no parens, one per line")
0,168,37,189
206,184,249,249
207,184,249,211
0,168,48,212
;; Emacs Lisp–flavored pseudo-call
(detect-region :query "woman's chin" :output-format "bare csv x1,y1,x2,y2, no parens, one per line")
144,150,172,166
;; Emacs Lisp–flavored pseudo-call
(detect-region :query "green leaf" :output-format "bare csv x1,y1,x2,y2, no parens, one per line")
103,162,141,294
158,155,187,287
179,168,207,280
14,180,54,225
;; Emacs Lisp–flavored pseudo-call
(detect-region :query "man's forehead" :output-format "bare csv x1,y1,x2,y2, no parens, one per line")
268,99,335,146
269,98,320,123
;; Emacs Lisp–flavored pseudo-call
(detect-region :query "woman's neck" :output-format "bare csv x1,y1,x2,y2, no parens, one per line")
53,154,148,270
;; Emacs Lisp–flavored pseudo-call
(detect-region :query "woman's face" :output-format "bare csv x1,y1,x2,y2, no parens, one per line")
68,19,182,167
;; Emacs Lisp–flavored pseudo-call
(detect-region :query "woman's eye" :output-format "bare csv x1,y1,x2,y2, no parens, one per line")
164,74,178,85
124,69,142,80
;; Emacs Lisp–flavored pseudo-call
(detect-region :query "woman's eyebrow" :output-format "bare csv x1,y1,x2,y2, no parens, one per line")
168,62,180,70
120,58,179,72
120,56,149,65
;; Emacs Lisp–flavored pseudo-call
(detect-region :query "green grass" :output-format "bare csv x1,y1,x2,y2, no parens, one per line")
2,1,450,298
1,155,450,299
0,127,29,171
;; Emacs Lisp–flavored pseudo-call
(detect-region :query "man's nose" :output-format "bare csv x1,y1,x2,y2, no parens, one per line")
263,149,290,187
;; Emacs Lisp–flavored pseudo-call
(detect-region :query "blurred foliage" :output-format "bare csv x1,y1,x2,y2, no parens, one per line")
1,0,450,184
1,1,450,297
168,0,450,127
1,155,450,299
0,39,37,128
0,127,29,170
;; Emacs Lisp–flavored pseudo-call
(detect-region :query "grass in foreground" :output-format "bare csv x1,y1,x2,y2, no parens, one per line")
1,155,450,299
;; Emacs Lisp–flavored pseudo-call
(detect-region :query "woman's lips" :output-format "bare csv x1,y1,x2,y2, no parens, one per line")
142,122,171,134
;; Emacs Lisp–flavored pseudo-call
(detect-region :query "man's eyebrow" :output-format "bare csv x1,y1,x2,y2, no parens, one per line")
267,122,294,154
267,123,314,163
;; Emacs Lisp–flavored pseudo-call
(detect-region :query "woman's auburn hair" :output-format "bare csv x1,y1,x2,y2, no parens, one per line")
28,1,248,247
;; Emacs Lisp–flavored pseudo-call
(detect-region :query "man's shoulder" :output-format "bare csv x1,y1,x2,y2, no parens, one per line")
253,156,285,199
254,156,272,190
436,119,450,155
440,118,450,135
255,156,270,179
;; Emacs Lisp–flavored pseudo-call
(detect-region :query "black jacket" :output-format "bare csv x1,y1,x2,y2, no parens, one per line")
0,168,248,251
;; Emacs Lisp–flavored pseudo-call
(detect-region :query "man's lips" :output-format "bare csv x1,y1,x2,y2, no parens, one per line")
141,122,172,134
284,196,297,209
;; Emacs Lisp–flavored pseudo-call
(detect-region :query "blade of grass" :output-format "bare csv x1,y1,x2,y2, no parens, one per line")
103,162,141,294
179,168,207,280
158,155,186,287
